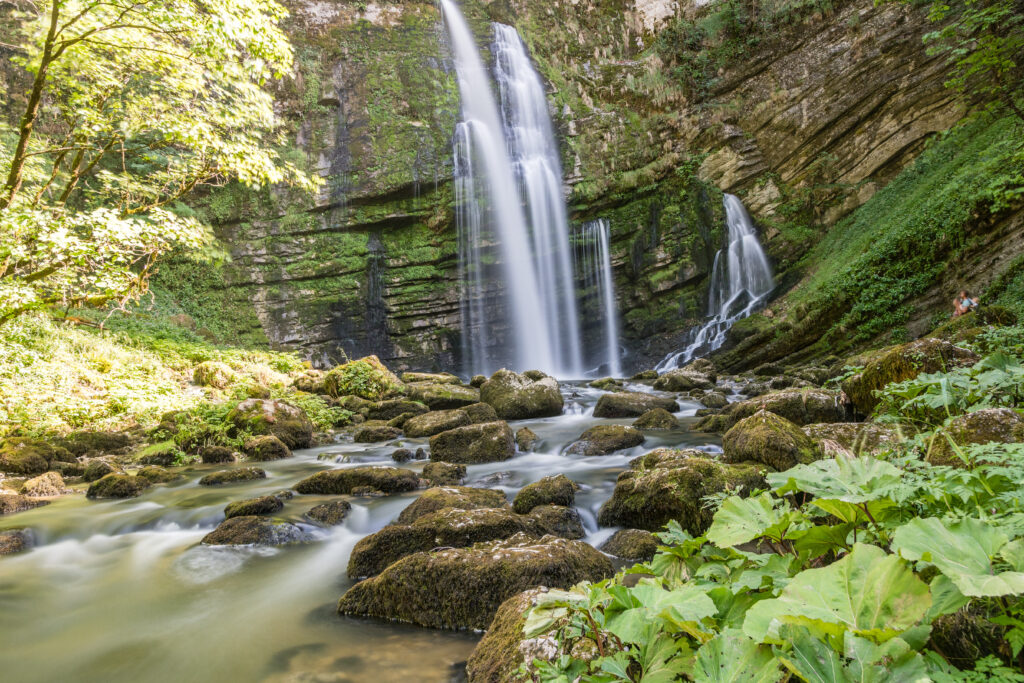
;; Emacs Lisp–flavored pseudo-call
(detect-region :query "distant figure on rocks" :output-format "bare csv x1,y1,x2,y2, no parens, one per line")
953,290,978,317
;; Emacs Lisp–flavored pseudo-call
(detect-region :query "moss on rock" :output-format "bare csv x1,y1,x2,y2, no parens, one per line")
0,438,74,476
515,427,538,452
632,408,679,429
0,528,34,555
365,399,430,421
528,505,585,539
58,431,132,457
405,382,481,409
429,421,515,464
199,445,237,464
306,500,352,526
653,368,714,391
722,410,818,471
136,466,182,484
198,467,267,486
243,435,293,461
598,449,769,535
20,471,66,497
294,466,419,495
86,474,152,499
513,474,578,514
479,370,563,419
337,533,614,630
402,372,462,385
600,529,659,561
404,409,471,438
567,425,645,456
82,460,120,482
422,461,466,486
927,408,1024,467
589,377,624,390
227,398,314,449
462,402,500,424
224,495,284,519
193,361,235,389
324,355,402,400
395,486,508,525
593,392,679,418
201,515,312,545
353,424,402,443
803,422,904,456
0,494,49,515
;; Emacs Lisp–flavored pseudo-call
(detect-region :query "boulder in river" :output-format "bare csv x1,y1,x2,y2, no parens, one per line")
365,399,430,422
527,505,585,539
461,402,499,424
0,528,34,556
470,374,487,388
653,368,714,392
57,431,132,458
305,500,352,526
567,425,644,455
589,377,623,390
395,485,508,524
701,391,729,410
136,466,182,484
515,427,538,452
403,409,471,438
0,494,49,516
512,474,577,514
632,408,679,430
695,387,848,432
86,473,151,499
199,445,236,464
198,467,267,486
227,398,314,449
337,533,613,630
405,383,481,410
224,495,284,519
593,392,679,418
0,437,74,476
842,338,979,414
598,449,769,535
803,422,904,457
243,435,292,461
401,372,462,385
324,355,402,400
722,410,818,471
479,370,563,419
352,424,401,443
21,471,66,497
631,370,658,380
421,462,466,486
201,515,313,546
927,407,1024,467
600,529,660,561
294,466,419,495
429,421,515,464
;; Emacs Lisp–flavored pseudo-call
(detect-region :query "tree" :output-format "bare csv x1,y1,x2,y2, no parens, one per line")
0,0,316,324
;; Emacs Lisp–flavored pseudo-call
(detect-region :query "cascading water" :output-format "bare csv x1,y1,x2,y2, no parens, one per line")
444,0,585,377
577,219,622,376
656,194,774,371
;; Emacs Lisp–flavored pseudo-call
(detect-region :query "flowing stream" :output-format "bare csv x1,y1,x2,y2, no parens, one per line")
0,383,721,683
656,194,774,371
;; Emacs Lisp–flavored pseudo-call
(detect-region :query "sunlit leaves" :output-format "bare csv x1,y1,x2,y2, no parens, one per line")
706,494,800,548
693,629,781,683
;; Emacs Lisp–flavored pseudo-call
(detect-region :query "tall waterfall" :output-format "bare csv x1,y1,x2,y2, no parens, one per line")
656,194,774,371
577,219,622,376
444,0,586,376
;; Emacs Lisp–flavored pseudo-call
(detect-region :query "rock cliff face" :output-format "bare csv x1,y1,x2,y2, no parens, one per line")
203,0,969,370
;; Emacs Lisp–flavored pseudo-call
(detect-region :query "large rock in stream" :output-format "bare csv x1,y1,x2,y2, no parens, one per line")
201,516,313,546
226,399,314,449
429,421,515,464
694,387,848,432
395,486,508,524
337,533,613,630
722,410,818,471
0,437,76,476
566,425,644,455
479,370,563,419
294,466,419,495
593,392,679,418
403,409,471,438
405,383,481,410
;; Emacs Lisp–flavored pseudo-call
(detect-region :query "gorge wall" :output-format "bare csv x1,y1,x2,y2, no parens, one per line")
187,0,979,371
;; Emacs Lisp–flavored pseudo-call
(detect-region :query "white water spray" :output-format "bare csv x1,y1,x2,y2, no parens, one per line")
578,219,622,376
656,194,774,371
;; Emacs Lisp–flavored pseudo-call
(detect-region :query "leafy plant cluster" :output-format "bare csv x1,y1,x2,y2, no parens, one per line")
522,446,1024,681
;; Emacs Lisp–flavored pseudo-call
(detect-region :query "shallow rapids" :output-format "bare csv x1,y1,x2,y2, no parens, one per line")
0,382,723,682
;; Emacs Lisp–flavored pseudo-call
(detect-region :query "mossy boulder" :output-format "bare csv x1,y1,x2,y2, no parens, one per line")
0,494,49,515
20,471,66,497
324,355,401,400
598,449,770,535
479,370,563,419
365,399,429,422
429,421,515,464
700,388,849,432
243,435,292,461
199,445,236,464
192,361,235,389
348,507,543,579
224,495,284,519
391,448,414,463
293,370,326,394
528,505,585,539
632,408,679,430
353,424,401,443
513,474,578,514
201,516,313,546
198,467,267,486
0,438,74,475
722,410,818,471
593,392,679,418
305,500,352,526
86,474,151,499
567,425,645,456
653,368,714,391
803,422,904,456
470,375,487,388
701,391,729,409
403,409,471,438
82,459,120,482
462,402,499,424
842,338,980,414
401,372,462,385
589,377,623,390
337,533,614,630
227,398,314,449
422,461,466,486
515,427,538,452
928,408,1024,467
395,486,509,524
136,466,182,484
58,431,132,457
0,528,34,555
136,440,179,466
405,382,481,410
600,529,659,561
631,370,658,380
293,466,419,495
465,588,548,683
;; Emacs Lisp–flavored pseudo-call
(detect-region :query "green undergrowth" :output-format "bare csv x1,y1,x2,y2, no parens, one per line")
788,113,1024,346
0,313,307,437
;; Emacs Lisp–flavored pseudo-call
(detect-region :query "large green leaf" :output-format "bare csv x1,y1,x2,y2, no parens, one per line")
707,494,796,548
891,517,1024,597
605,582,716,643
693,629,781,682
776,627,930,683
743,544,930,645
769,457,902,504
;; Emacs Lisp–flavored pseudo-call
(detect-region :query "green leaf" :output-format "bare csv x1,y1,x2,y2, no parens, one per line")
789,523,854,560
891,517,1024,597
926,574,969,620
693,629,781,682
605,582,716,644
707,494,795,547
769,457,902,504
743,544,930,645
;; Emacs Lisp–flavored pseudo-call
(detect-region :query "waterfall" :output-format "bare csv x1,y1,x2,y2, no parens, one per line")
656,194,774,371
443,0,584,377
577,219,622,376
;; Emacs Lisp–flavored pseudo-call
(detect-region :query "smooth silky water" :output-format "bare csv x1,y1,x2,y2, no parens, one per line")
0,382,722,682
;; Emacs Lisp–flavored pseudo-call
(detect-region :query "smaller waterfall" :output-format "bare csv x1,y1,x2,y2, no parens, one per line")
577,219,622,376
656,194,774,371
